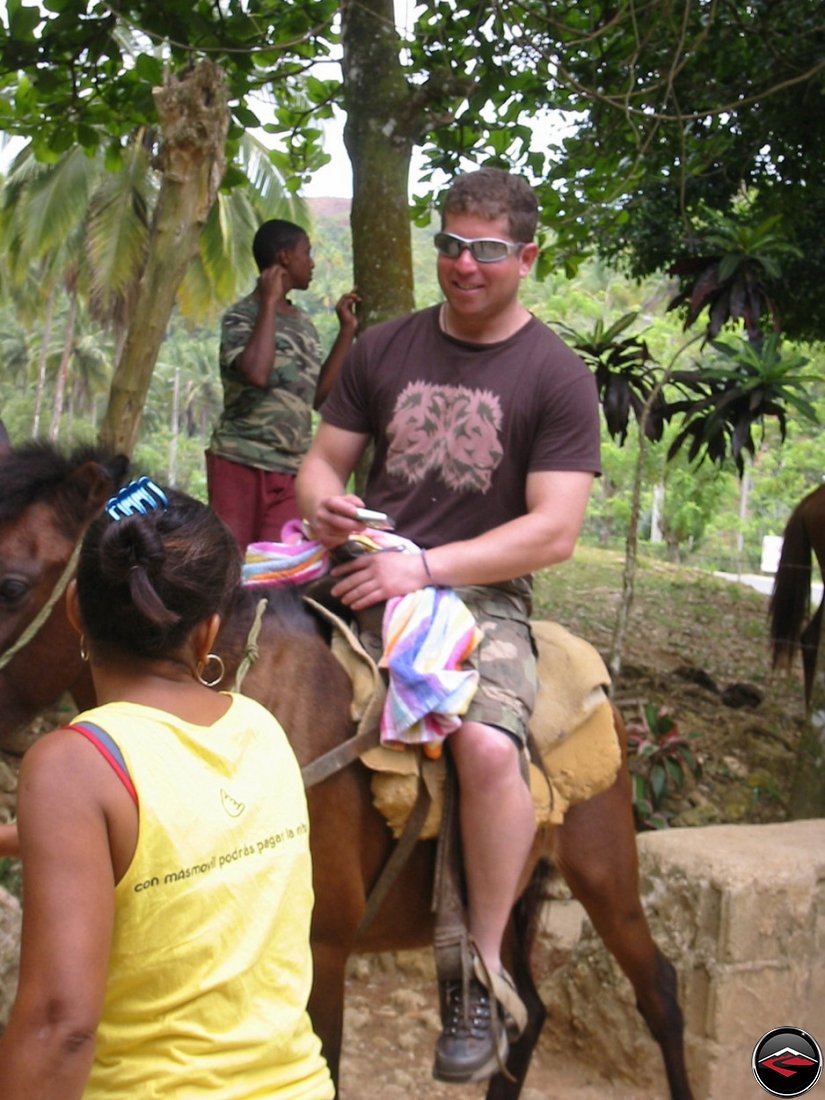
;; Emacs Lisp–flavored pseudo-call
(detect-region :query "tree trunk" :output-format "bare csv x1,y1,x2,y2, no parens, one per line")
650,482,664,543
737,466,751,574
608,337,701,685
169,365,180,486
608,422,646,684
341,0,417,329
98,60,228,457
32,285,55,437
48,292,77,443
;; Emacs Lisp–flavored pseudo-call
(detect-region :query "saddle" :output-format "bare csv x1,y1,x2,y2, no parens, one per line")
303,597,622,837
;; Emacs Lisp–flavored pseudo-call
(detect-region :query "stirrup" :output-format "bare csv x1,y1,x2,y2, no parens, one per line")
472,953,528,1041
433,942,522,1085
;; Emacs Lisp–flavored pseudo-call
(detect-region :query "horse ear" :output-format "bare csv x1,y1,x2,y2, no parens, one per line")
104,453,131,487
69,456,130,519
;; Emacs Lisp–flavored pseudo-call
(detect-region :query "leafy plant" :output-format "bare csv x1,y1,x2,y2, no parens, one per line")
667,210,802,345
0,857,21,899
626,704,702,830
666,334,819,475
556,312,666,444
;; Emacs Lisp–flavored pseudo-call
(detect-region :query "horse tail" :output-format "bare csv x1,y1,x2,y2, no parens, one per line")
768,502,812,672
513,854,553,960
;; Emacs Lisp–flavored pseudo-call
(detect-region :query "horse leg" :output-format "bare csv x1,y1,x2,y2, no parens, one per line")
801,601,823,710
484,861,551,1100
304,770,375,1097
307,938,350,1092
551,768,693,1100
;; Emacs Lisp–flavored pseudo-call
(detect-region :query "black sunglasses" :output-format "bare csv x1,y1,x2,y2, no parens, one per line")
433,232,525,264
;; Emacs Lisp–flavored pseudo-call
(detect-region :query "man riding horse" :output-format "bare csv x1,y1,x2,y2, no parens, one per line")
296,167,601,1084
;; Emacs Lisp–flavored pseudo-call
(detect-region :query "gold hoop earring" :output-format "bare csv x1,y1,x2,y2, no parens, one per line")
79,635,89,662
196,653,225,688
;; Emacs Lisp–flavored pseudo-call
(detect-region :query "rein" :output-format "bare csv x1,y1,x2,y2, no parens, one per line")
0,538,84,672
231,594,384,791
230,591,430,932
231,597,268,693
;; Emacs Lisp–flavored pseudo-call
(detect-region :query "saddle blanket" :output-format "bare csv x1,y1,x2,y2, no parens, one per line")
304,599,622,837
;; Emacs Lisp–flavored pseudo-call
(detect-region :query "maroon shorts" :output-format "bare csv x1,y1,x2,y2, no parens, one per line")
205,451,299,551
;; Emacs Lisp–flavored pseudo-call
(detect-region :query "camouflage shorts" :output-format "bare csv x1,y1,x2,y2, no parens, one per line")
455,585,537,748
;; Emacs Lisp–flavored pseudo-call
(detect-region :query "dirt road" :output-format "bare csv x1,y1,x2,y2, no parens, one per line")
338,953,656,1099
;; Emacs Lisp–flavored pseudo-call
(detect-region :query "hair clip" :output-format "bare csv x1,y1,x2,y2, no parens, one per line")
105,477,169,521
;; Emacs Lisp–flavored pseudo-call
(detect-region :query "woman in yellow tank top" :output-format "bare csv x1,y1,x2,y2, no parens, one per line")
0,478,334,1100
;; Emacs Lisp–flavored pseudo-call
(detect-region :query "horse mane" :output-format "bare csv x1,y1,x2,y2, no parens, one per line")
0,441,130,531
224,584,330,645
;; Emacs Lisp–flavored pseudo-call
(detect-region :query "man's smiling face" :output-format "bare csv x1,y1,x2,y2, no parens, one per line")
436,212,537,339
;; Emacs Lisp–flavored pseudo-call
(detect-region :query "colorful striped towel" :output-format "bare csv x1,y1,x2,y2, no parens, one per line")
380,587,482,758
241,522,413,588
242,523,482,759
242,520,330,588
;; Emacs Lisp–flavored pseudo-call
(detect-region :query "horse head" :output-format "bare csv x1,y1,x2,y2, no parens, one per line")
0,442,129,751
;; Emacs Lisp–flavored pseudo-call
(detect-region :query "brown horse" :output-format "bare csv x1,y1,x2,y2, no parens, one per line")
0,442,693,1100
769,483,825,709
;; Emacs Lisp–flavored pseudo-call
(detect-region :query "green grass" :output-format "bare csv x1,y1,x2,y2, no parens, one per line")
532,545,775,690
533,545,806,827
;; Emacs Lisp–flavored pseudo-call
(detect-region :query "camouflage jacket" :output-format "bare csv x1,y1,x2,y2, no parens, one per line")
209,294,322,473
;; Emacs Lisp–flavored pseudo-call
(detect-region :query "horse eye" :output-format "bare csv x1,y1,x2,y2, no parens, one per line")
0,577,30,608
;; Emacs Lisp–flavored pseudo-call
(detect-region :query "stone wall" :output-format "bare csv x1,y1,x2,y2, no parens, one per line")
538,819,825,1098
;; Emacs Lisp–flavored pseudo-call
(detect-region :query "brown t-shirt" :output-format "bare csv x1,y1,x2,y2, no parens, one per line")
321,305,601,552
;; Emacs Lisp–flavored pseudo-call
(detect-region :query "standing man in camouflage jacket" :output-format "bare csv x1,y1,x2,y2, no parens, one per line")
207,219,359,550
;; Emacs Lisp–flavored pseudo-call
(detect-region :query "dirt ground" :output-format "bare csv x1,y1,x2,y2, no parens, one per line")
338,950,649,1100
535,550,809,829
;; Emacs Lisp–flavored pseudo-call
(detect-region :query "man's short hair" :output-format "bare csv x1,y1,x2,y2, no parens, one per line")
442,168,539,243
252,219,307,272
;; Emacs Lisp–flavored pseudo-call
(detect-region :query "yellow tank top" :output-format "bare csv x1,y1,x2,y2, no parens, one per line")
74,694,333,1099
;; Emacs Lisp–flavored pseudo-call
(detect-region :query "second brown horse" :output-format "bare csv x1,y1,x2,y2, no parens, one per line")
769,483,825,710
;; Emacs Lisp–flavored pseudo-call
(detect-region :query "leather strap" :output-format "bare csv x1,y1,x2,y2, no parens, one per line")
356,775,433,937
300,723,381,789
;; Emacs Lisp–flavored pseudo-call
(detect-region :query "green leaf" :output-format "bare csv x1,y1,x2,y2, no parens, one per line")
233,104,261,129
134,54,164,86
650,763,667,804
677,746,700,776
631,774,649,805
48,126,75,154
8,1,41,39
104,142,124,173
665,757,684,790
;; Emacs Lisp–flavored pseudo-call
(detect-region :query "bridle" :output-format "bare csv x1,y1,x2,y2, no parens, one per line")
0,537,83,672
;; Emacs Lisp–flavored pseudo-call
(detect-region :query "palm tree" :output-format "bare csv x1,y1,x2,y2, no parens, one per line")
555,312,666,445
177,132,309,323
1,131,305,443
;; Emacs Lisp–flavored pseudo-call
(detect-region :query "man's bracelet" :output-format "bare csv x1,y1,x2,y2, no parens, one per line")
421,550,434,584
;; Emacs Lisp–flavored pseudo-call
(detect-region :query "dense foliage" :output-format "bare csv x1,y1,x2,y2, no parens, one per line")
0,0,338,176
2,199,822,574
